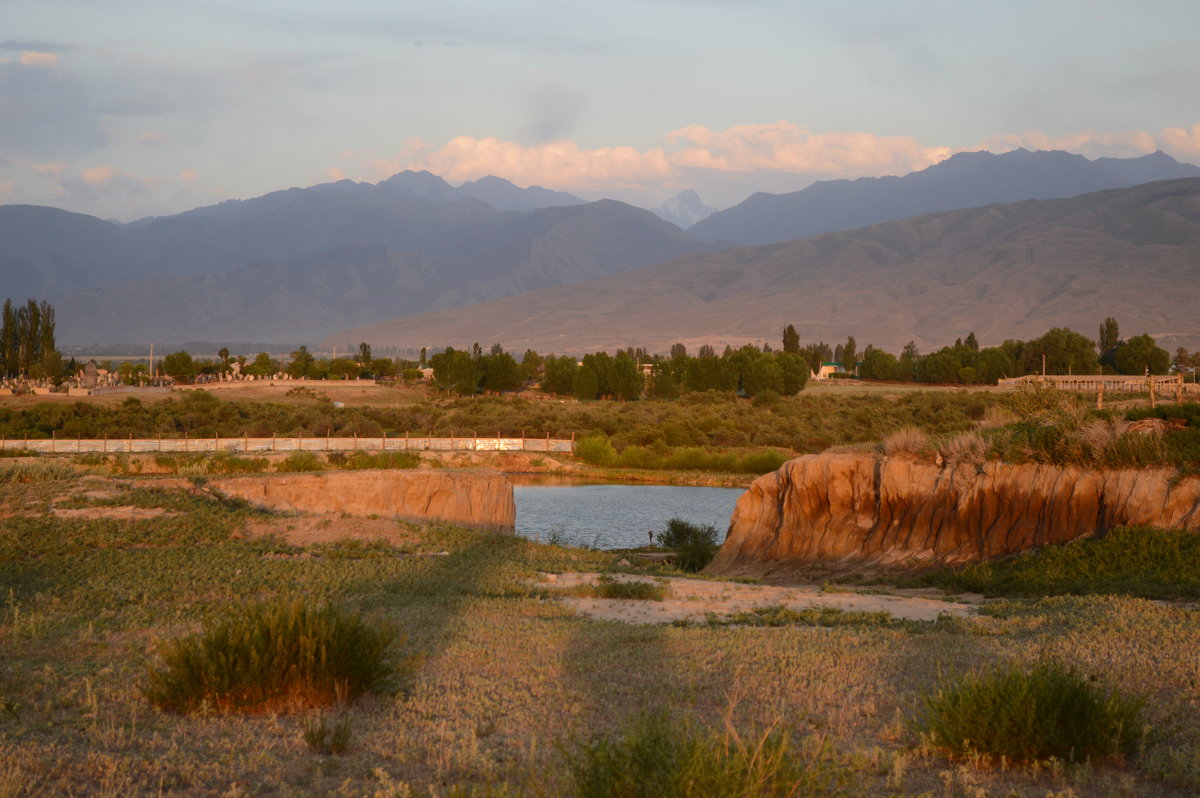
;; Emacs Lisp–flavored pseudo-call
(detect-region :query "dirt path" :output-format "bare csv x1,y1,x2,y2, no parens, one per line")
540,571,978,624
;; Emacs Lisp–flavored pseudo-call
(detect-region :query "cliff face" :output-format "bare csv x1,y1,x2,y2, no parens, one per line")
708,453,1200,579
213,469,515,533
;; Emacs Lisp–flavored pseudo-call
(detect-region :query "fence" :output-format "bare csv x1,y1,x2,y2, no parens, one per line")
0,433,575,456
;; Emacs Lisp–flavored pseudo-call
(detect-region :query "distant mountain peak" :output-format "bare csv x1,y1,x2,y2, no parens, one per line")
651,189,717,229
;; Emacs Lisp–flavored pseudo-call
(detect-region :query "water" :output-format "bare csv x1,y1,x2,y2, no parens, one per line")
511,475,745,550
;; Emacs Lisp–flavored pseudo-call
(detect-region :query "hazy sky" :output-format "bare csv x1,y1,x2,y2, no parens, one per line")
3,0,1198,220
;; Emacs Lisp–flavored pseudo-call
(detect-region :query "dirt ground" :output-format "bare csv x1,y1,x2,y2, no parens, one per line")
538,571,979,624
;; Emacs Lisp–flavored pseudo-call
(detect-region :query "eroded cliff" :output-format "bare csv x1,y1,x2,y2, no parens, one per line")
708,453,1200,579
213,469,515,533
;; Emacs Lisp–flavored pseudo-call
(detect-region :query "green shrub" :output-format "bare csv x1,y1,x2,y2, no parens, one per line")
736,450,788,474
0,448,37,458
144,598,401,714
570,712,846,798
917,525,1200,599
0,461,75,482
575,435,618,467
657,518,720,572
338,451,420,470
277,451,324,473
916,659,1144,764
210,453,270,474
591,575,668,601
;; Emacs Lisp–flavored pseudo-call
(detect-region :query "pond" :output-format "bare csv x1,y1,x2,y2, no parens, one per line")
510,475,745,550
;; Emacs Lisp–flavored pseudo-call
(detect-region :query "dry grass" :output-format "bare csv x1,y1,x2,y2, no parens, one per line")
3,474,1200,796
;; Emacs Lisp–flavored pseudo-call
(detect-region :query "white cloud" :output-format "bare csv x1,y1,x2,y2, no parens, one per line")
979,124,1200,162
18,51,58,69
326,167,345,180
81,165,118,186
33,161,66,177
367,122,954,195
179,169,199,181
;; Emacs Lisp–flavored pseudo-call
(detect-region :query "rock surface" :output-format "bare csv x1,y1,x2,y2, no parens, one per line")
213,469,515,533
708,453,1200,579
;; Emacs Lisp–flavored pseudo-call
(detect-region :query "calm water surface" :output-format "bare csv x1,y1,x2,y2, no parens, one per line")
510,475,745,550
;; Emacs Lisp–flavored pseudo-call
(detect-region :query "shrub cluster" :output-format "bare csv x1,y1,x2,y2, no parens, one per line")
917,526,1200,599
916,659,1144,764
574,436,789,475
570,712,847,798
657,518,720,572
144,598,400,714
589,575,668,601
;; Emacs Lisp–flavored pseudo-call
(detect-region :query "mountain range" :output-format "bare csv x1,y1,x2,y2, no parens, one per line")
690,149,1200,245
1,149,1198,350
330,178,1200,355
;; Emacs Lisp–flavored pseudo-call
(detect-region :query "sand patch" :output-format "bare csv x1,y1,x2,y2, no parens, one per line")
241,515,423,547
540,571,977,624
52,506,180,520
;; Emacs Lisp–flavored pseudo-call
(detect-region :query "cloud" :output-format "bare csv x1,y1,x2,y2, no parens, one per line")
33,161,66,177
0,61,106,156
0,39,74,54
58,165,148,202
93,94,174,115
140,130,168,145
664,122,952,176
521,84,584,144
18,52,59,69
1160,124,1200,159
978,124,1200,162
370,136,673,191
179,169,199,181
369,122,955,194
326,167,345,180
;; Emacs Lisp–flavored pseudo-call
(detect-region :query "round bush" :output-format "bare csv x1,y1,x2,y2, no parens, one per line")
917,659,1144,763
145,598,399,714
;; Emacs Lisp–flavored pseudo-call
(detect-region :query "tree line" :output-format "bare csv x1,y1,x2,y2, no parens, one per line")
0,299,60,380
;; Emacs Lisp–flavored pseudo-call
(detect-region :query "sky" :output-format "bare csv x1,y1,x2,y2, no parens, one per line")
3,0,1199,221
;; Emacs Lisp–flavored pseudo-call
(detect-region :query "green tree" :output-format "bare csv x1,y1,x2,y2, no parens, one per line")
287,346,315,378
541,355,578,395
1113,333,1171,375
0,298,58,378
859,346,899,380
161,351,198,381
245,352,278,377
572,365,599,400
430,348,480,396
480,352,523,393
842,336,858,374
782,324,800,354
1022,328,1100,375
357,342,371,364
609,351,644,400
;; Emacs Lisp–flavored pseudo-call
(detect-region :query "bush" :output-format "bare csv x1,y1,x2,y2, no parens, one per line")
0,461,75,482
336,451,420,470
658,518,720,572
575,435,618,467
591,575,668,601
570,712,845,798
277,451,324,473
144,598,401,714
917,525,1200,599
916,659,1144,763
882,427,930,457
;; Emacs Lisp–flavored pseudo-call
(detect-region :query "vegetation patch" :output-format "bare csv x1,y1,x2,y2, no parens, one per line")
915,659,1145,764
0,460,75,482
657,518,720,572
276,451,324,473
585,574,669,601
915,526,1200,599
144,598,404,714
569,711,851,798
706,604,895,628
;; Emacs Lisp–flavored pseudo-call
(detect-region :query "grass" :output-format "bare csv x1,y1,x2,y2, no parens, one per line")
705,604,896,628
5,457,1200,795
587,575,669,600
915,659,1146,764
914,526,1200,599
569,711,852,798
144,597,402,714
